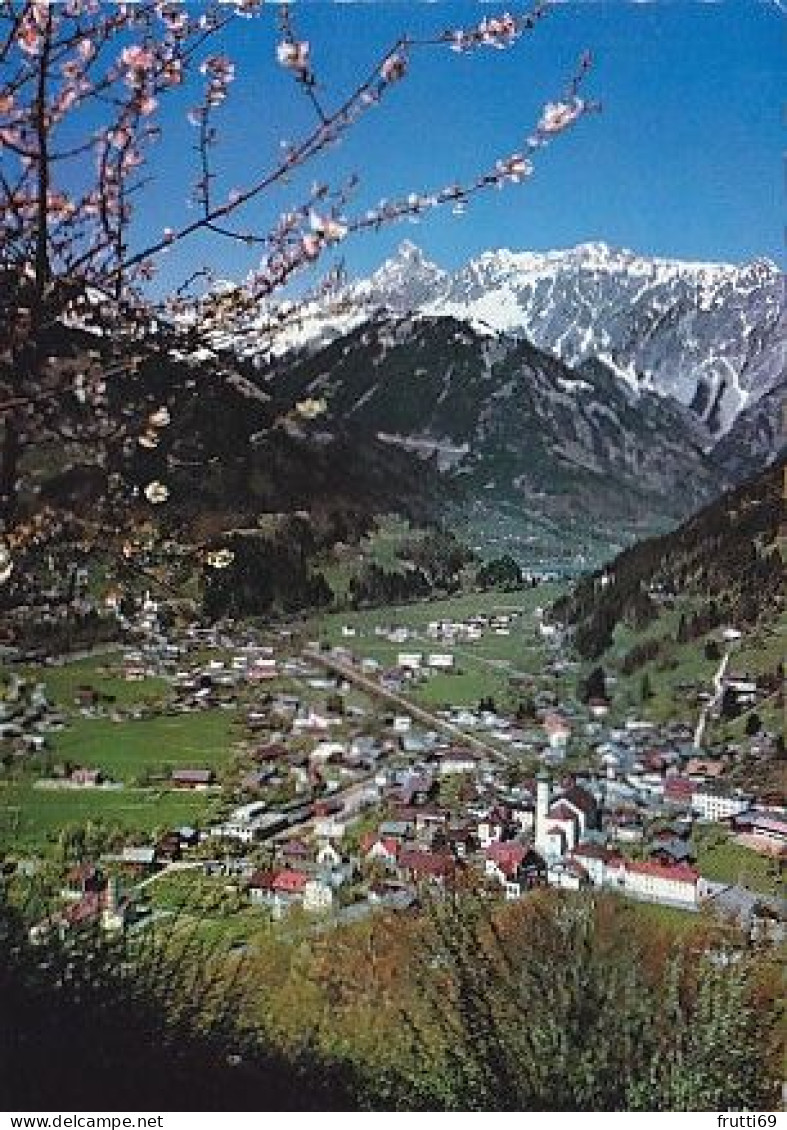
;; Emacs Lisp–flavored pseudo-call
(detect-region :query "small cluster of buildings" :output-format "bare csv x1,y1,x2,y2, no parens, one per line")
0,675,65,754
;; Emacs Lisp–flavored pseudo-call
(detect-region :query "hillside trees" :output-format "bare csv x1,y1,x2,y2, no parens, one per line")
0,0,598,606
1,879,781,1110
390,893,780,1111
476,553,523,590
579,663,607,703
553,458,786,660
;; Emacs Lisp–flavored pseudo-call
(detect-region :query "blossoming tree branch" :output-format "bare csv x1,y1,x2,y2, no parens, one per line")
0,0,596,588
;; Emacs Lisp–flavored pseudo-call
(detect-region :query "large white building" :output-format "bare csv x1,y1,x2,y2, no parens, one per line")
533,775,704,909
212,803,286,843
605,857,702,908
692,788,752,822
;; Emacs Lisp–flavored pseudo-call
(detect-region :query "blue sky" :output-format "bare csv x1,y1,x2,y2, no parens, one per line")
132,1,785,293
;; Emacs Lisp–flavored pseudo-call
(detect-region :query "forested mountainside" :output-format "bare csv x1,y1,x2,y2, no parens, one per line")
551,457,786,659
4,322,451,631
262,313,730,562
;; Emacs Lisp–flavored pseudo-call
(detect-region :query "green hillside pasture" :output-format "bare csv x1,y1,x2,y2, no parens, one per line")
303,586,561,708
606,606,786,731
306,585,561,642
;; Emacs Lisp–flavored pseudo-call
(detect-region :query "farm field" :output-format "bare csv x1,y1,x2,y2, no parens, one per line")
20,652,169,710
50,709,243,783
691,824,783,899
301,584,563,709
0,781,216,851
4,650,245,851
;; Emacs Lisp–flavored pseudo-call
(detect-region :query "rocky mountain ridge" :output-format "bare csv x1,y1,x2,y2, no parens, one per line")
252,240,785,441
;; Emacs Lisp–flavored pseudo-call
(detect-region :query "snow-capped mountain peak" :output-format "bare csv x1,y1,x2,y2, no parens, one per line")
340,241,785,434
353,239,449,308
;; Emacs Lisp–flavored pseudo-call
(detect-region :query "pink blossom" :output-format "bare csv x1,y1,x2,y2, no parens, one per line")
309,211,346,242
200,55,235,83
29,0,50,30
276,40,310,75
325,218,347,242
161,59,183,87
77,39,95,63
380,53,407,83
137,94,158,117
496,153,533,182
121,45,155,71
46,192,76,221
55,88,80,116
120,148,143,172
538,98,585,136
144,480,168,504
158,4,188,34
300,233,321,260
0,94,13,115
17,21,43,57
107,126,132,149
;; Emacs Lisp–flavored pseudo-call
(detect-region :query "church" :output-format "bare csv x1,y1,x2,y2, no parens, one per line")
534,770,600,860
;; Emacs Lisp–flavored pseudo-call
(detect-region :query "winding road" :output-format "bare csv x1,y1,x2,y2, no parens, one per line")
693,648,731,749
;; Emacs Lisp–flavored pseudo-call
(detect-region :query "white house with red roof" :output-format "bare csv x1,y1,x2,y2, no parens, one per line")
247,867,309,917
485,841,527,884
362,834,401,868
484,841,546,899
605,856,702,908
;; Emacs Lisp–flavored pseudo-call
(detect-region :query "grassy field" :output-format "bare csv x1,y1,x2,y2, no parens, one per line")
20,653,169,710
615,898,703,936
12,647,244,784
691,824,783,898
305,585,561,638
0,781,216,850
50,709,243,782
301,584,563,709
3,649,244,852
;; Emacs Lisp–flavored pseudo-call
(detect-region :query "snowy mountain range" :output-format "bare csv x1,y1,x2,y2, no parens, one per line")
260,312,743,569
221,238,785,567
258,240,785,439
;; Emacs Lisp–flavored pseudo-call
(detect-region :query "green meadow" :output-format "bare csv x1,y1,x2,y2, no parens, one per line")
0,781,215,851
51,710,242,782
301,584,563,709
